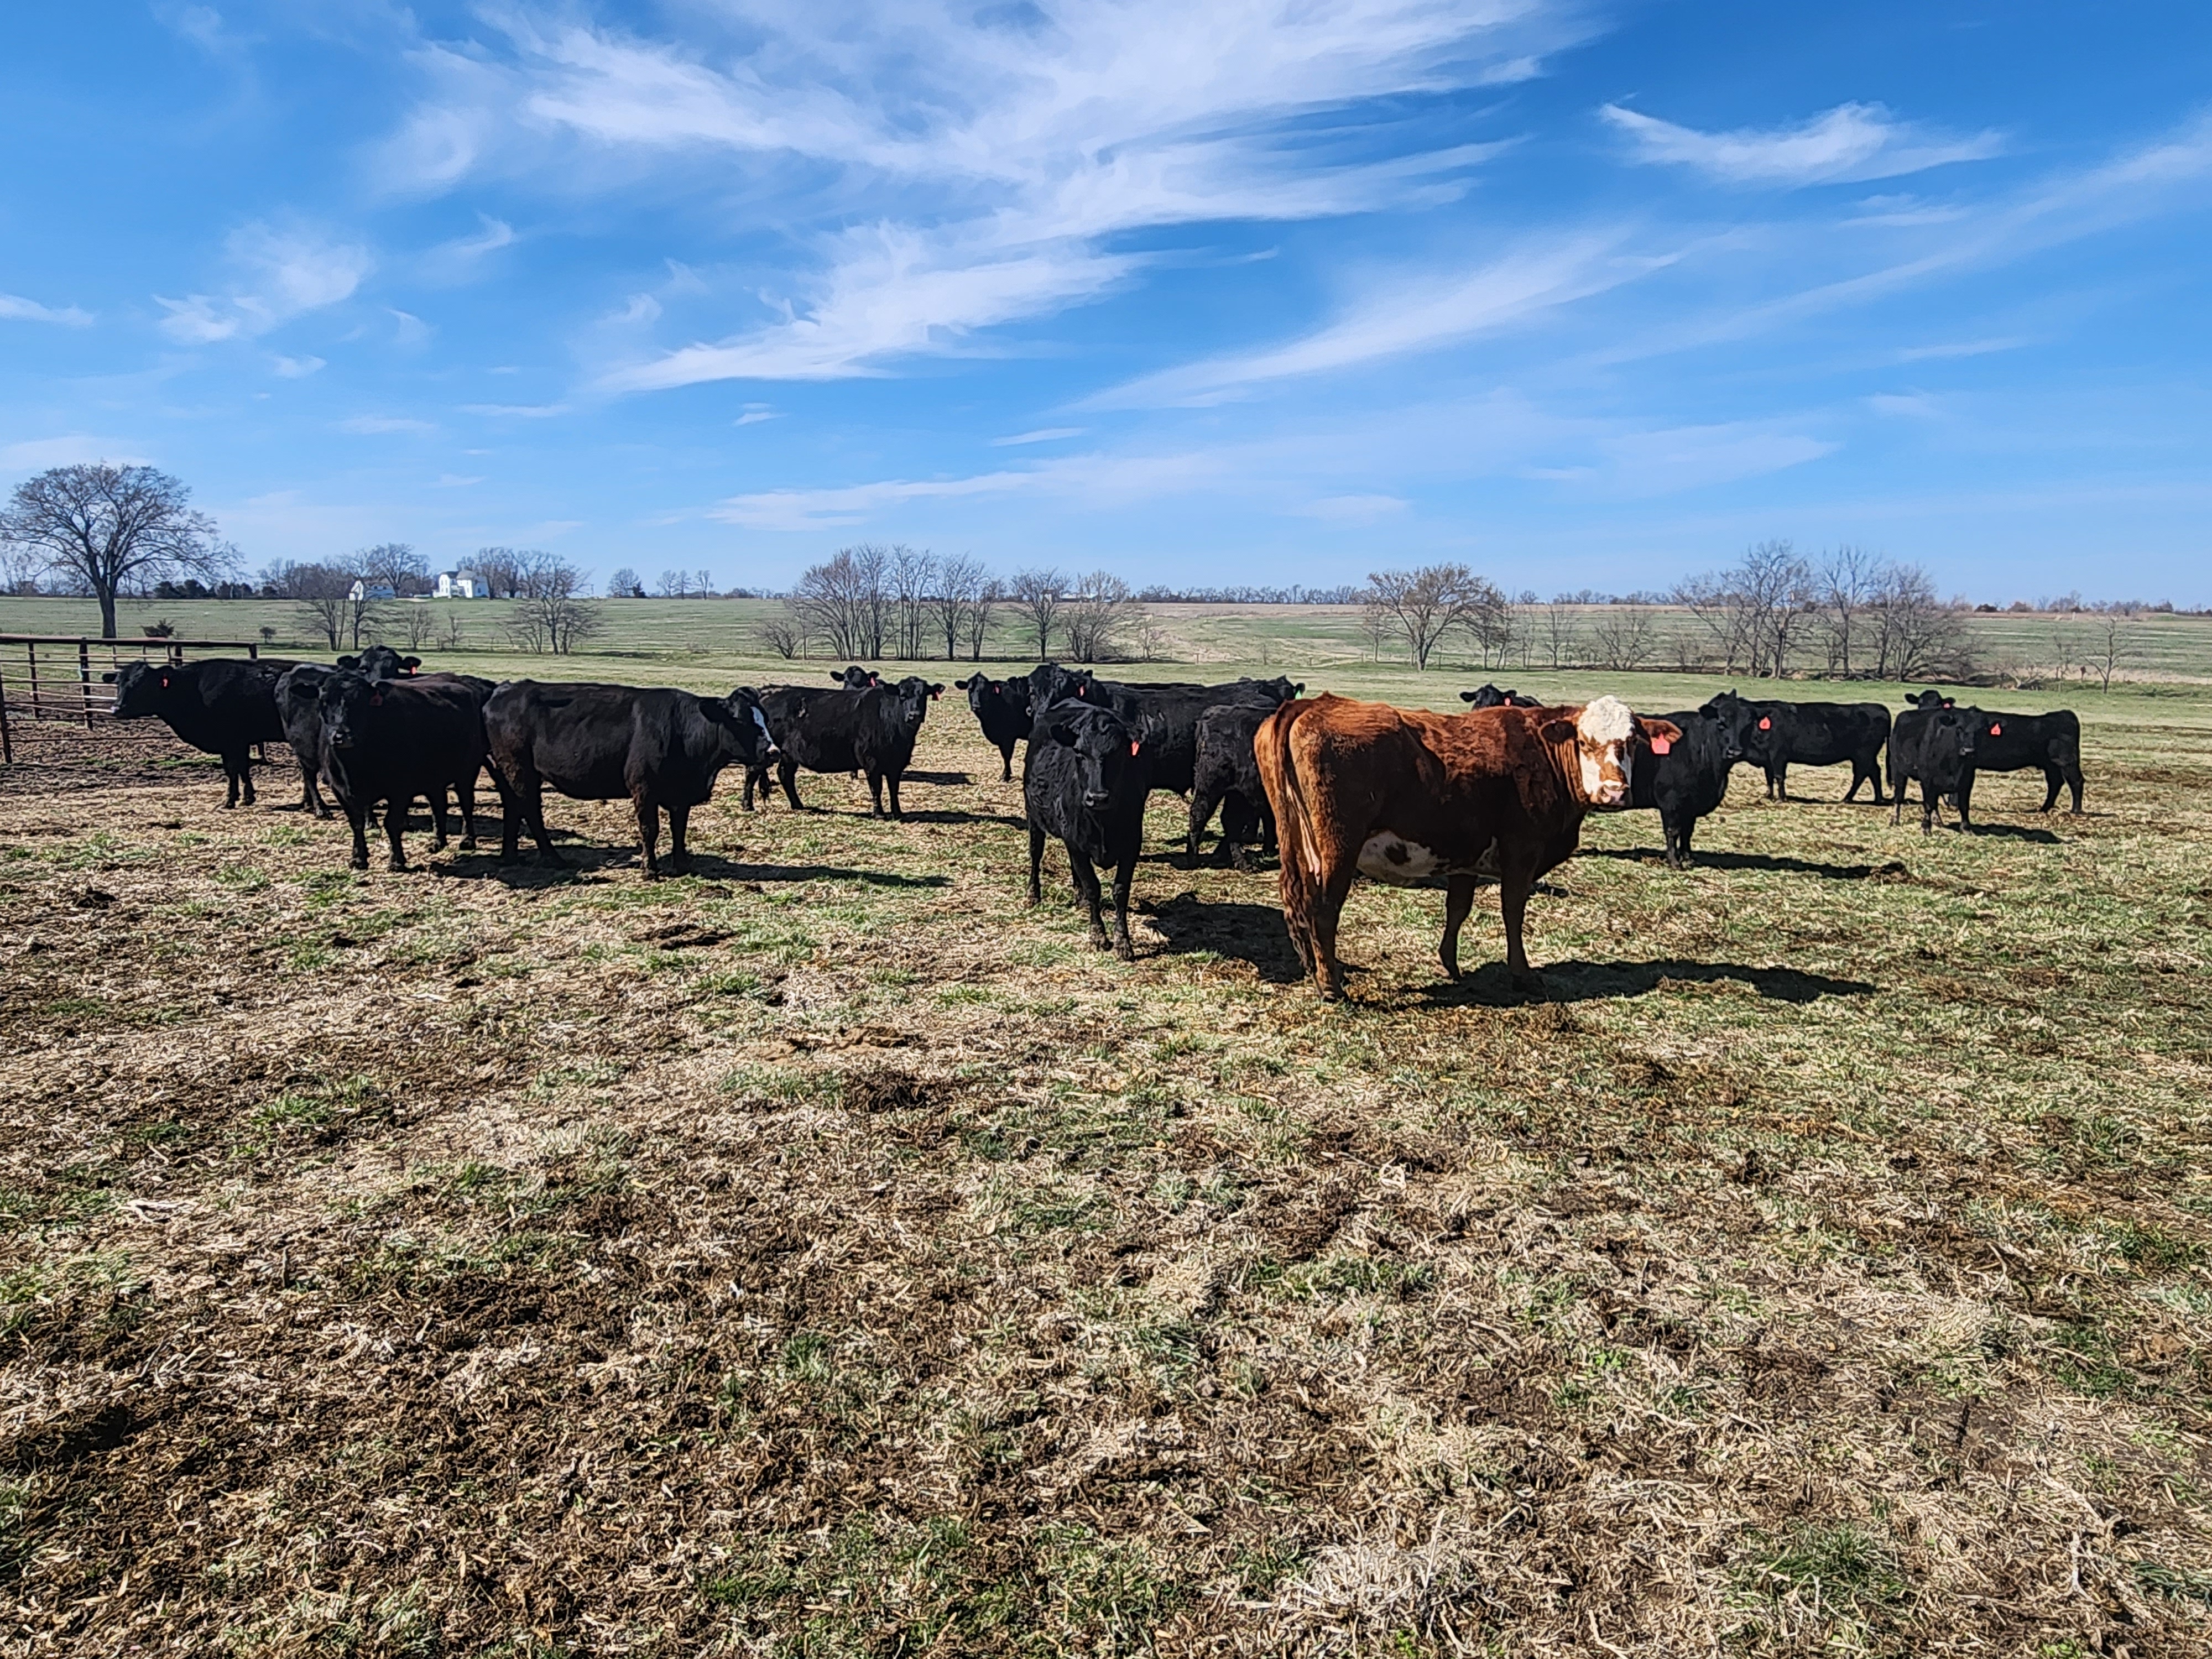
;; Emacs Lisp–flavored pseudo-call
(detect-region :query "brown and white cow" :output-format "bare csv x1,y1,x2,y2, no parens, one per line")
1255,693,1681,1000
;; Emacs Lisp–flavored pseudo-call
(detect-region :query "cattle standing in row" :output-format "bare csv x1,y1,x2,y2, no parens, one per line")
484,681,776,875
314,670,487,870
1626,708,1743,868
953,672,1035,780
1703,692,1890,803
1025,700,1156,959
1258,695,1679,1000
1187,703,1278,869
752,676,942,818
1889,703,1980,834
102,658,291,808
1459,685,1539,708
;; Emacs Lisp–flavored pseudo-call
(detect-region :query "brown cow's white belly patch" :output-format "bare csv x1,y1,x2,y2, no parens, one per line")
1357,832,1498,884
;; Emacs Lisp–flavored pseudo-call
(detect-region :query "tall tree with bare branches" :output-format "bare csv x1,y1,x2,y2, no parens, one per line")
1363,565,1505,669
2,463,227,639
1009,567,1067,660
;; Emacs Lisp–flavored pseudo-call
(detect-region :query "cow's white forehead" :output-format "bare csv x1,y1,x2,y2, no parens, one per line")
1577,695,1634,746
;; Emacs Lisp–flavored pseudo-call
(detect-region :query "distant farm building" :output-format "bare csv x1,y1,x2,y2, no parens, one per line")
435,570,488,599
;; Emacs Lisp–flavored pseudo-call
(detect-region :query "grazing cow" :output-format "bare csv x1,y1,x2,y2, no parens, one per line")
315,671,487,870
1025,700,1156,959
1187,702,1279,869
1955,706,2085,815
1701,691,1890,803
1626,708,1743,868
757,676,942,818
952,671,1035,780
1257,695,1681,1000
484,681,776,875
102,658,291,808
337,646,421,679
1888,703,1980,834
1458,685,1540,708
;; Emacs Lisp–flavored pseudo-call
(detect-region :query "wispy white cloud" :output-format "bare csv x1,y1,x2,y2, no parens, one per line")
1893,336,2026,362
461,401,569,418
272,353,325,378
1,436,149,471
1094,233,1656,405
0,293,93,327
385,2,1589,387
1601,101,2003,187
340,415,435,434
734,410,780,426
710,448,1222,530
993,427,1085,446
157,221,372,343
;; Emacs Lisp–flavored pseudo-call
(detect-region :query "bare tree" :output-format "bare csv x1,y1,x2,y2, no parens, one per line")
1539,599,1580,669
1674,541,1813,678
472,547,527,600
966,577,1001,662
1814,545,1881,678
1009,567,1068,660
791,546,890,660
440,610,467,652
761,613,806,659
604,566,644,599
890,544,936,659
694,568,714,599
400,602,437,652
268,561,357,651
1,463,227,638
345,584,385,650
2084,609,2135,692
1363,564,1506,669
1869,562,1978,681
1590,603,1657,671
360,541,429,598
656,569,692,598
502,553,602,654
1062,571,1140,663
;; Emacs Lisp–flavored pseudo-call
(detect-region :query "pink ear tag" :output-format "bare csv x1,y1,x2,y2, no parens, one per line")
1650,736,1671,755
1130,740,1140,756
1757,716,1771,731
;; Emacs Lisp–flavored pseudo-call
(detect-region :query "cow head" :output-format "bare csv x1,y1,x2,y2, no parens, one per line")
1698,691,1771,765
316,670,383,750
1547,695,1653,807
1460,684,1507,708
889,676,935,731
278,665,332,712
1244,675,1302,705
1905,689,1955,711
712,687,778,765
1046,703,1146,810
834,665,880,688
1027,662,1091,717
103,660,174,718
1928,706,1979,770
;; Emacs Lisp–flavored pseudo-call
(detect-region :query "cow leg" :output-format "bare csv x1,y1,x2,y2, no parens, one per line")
1439,875,1478,978
346,802,371,871
999,740,1015,782
523,778,562,864
1186,785,1217,865
740,765,759,812
1678,815,1698,866
636,797,662,877
385,800,409,872
667,804,691,874
1662,816,1686,870
428,787,451,851
1109,849,1137,961
1768,764,1786,801
232,750,258,807
1500,872,1538,987
778,756,804,812
1308,864,1357,1002
1068,848,1110,951
456,776,478,850
1026,825,1047,907
887,770,902,820
220,753,242,809
1954,773,1975,834
491,768,523,864
2067,767,2085,814
1867,754,1887,805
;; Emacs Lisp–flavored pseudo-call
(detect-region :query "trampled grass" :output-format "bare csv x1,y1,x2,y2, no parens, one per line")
1,651,2208,1656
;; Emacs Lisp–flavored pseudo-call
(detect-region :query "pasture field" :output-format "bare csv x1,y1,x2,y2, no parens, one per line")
2,652,2210,1656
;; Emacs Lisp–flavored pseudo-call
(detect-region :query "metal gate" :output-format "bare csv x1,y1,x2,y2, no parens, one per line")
0,635,264,764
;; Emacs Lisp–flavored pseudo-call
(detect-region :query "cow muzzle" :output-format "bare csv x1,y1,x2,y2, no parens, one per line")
1083,789,1112,810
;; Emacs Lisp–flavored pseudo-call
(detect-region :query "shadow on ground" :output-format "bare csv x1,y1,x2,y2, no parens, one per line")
1582,847,1906,880
1418,957,1879,1008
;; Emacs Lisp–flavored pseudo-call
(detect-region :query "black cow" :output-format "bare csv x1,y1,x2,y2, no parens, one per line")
1958,706,2085,815
315,671,487,870
484,681,776,876
1024,671,1300,799
953,671,1035,780
337,646,421,679
102,658,291,808
1025,700,1156,959
273,664,342,816
756,676,942,818
1625,709,1743,868
1889,703,1980,834
1702,691,1890,802
833,665,881,689
1187,703,1279,869
1458,684,1540,708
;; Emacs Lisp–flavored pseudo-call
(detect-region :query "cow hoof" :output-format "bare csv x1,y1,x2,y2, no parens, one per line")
350,859,369,872
459,837,476,851
1114,942,1135,962
388,859,408,873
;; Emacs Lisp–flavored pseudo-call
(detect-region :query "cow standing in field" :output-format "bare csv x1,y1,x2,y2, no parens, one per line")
1257,695,1681,1000
832,665,881,690
755,676,942,818
1187,703,1279,869
273,663,341,817
1959,705,2085,815
484,681,776,875
1625,708,1743,868
1889,703,1980,834
1703,692,1890,803
102,658,292,808
314,670,487,870
953,672,1035,780
1025,668,1300,801
1025,700,1156,959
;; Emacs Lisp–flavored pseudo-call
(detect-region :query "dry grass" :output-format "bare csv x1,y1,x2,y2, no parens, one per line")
2,678,2209,1657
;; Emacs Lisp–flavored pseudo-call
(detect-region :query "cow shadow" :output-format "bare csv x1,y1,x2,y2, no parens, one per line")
900,769,974,787
1421,957,1876,1008
1964,823,2063,844
1146,894,1307,983
435,847,947,890
895,808,1027,829
1583,847,1889,880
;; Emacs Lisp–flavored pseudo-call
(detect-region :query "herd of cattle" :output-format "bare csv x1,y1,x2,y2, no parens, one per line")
96,648,2086,999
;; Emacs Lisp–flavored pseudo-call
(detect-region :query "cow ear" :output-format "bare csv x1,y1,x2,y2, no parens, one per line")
1459,690,1478,702
100,670,117,684
1540,719,1577,745
337,655,358,669
403,656,421,672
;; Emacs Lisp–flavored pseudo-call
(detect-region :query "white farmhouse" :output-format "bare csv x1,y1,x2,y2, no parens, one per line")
435,569,488,599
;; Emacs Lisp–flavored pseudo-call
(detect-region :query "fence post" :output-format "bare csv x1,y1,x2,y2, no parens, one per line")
25,640,39,722
0,650,12,764
78,640,95,730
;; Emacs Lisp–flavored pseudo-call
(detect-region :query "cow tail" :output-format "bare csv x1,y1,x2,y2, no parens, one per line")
1257,701,1314,914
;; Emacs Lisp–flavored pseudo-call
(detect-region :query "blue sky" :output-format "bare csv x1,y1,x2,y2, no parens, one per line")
3,1,2209,600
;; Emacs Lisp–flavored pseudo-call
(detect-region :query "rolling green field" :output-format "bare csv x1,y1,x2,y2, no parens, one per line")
2,615,2209,1655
